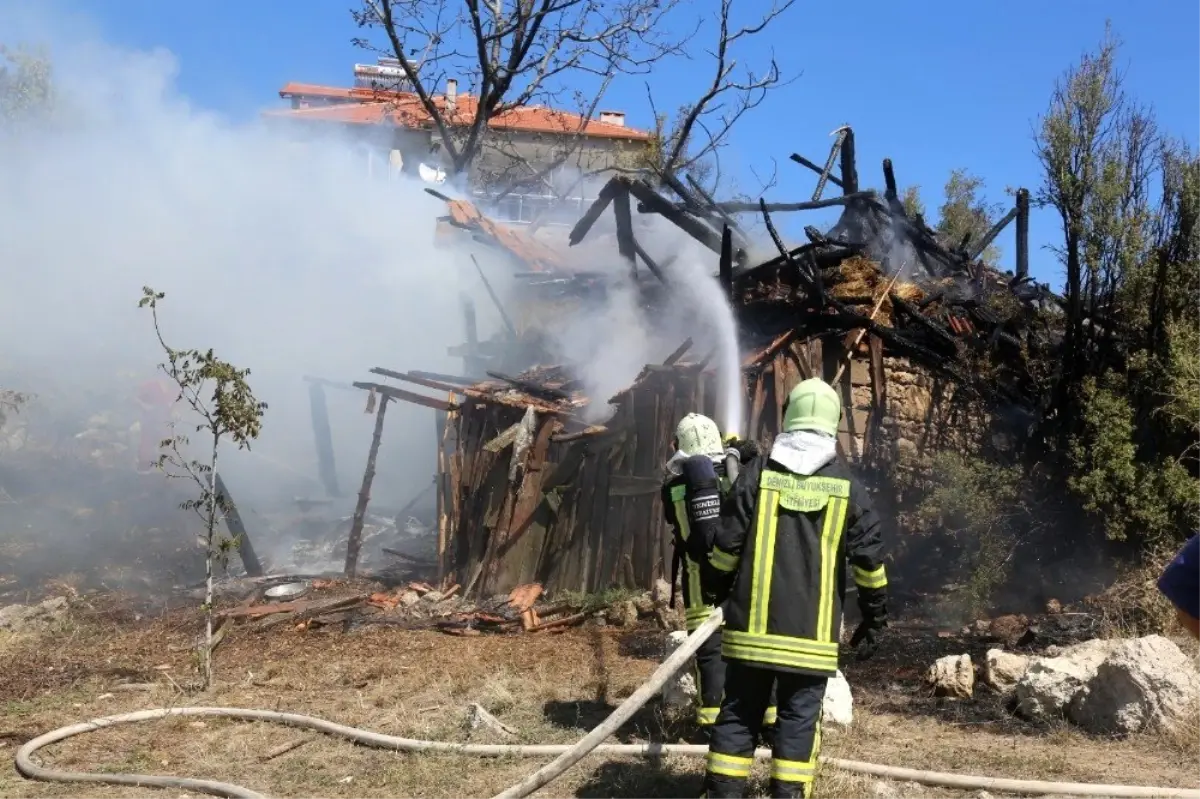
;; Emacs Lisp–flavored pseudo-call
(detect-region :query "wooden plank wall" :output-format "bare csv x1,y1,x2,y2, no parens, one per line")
441,368,708,597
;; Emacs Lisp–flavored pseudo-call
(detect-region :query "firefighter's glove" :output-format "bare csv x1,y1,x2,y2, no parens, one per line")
735,439,759,463
723,434,760,464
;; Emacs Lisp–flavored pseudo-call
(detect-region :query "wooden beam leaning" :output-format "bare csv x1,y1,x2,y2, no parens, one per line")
352,381,457,412
790,152,845,190
345,394,389,577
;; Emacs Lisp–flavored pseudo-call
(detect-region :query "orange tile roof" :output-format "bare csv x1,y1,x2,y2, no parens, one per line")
270,82,651,141
440,198,568,273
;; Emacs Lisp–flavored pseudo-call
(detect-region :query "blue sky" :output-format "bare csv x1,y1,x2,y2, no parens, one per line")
49,1,1200,289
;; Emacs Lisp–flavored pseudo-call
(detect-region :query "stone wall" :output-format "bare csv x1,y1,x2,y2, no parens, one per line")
871,356,992,494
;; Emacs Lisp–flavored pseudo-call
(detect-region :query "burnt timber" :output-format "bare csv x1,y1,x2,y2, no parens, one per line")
343,127,1053,595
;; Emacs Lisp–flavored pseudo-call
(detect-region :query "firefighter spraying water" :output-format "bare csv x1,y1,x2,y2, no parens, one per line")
661,413,776,736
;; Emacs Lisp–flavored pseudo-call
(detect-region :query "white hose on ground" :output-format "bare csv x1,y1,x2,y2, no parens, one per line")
490,607,728,798
14,608,1200,799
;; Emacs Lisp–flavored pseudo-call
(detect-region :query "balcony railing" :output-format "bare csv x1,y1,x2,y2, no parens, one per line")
472,191,589,225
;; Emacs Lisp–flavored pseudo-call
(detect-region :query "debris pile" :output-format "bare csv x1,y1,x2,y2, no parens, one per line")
200,577,664,640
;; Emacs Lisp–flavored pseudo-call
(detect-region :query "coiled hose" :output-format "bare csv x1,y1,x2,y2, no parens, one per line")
15,610,1200,799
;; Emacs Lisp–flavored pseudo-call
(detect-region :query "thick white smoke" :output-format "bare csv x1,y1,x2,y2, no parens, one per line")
0,3,747,585
0,7,476,527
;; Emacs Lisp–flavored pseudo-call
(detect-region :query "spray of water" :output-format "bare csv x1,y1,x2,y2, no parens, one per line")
671,259,743,437
710,293,744,438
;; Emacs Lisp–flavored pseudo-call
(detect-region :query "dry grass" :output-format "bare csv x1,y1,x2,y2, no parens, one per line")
1,607,1197,799
1088,543,1196,641
829,256,926,329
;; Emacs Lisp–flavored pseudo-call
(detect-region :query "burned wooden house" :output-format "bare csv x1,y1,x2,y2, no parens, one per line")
340,127,1050,597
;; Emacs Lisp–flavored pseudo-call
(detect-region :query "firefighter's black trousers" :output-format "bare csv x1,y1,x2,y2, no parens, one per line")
703,662,827,799
694,628,779,730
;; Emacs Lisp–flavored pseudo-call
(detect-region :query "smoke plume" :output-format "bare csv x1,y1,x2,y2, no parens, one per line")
0,3,745,586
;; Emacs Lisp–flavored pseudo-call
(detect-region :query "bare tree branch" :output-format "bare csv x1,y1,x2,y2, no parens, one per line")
638,0,796,195
354,0,692,177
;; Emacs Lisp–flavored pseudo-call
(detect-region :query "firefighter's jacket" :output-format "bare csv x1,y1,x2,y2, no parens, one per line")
662,454,733,631
708,430,887,677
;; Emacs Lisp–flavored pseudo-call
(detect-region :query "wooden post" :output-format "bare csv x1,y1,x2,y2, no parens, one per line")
840,129,859,195
307,380,340,498
719,225,734,301
882,158,898,208
1015,188,1030,279
215,472,263,577
461,295,481,378
435,407,448,586
613,187,637,277
344,395,390,578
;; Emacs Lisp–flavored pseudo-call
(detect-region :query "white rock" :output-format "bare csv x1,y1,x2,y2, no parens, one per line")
1014,639,1119,721
823,670,854,726
985,649,1029,694
1069,635,1200,735
927,653,974,698
661,630,697,710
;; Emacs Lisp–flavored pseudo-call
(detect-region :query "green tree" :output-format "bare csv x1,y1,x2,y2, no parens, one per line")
934,168,1003,264
0,44,53,129
900,185,925,220
1033,24,1160,423
139,288,267,689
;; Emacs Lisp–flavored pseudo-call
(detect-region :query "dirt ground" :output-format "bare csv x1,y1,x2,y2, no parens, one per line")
1,600,1197,799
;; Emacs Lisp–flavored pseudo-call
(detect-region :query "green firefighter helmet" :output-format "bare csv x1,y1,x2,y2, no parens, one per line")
783,378,842,436
674,413,724,459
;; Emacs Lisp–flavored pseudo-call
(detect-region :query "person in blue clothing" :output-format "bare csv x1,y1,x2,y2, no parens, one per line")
1157,533,1199,639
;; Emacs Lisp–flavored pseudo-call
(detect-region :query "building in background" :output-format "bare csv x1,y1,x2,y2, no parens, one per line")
263,59,653,227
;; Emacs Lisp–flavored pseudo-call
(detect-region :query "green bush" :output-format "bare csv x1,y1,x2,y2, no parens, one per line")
911,451,1031,618
1068,374,1198,547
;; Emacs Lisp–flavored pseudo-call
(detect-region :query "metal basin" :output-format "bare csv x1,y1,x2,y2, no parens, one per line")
263,581,309,601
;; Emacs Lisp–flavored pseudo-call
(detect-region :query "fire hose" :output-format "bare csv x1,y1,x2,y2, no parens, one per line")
15,609,1200,799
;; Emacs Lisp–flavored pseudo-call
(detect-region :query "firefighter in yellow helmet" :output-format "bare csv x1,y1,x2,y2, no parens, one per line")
661,413,776,739
701,379,889,799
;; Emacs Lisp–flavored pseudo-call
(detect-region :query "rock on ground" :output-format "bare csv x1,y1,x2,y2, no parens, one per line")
927,653,974,698
1014,639,1119,721
661,630,697,710
985,649,1029,694
823,670,854,726
0,596,68,634
1069,635,1200,735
